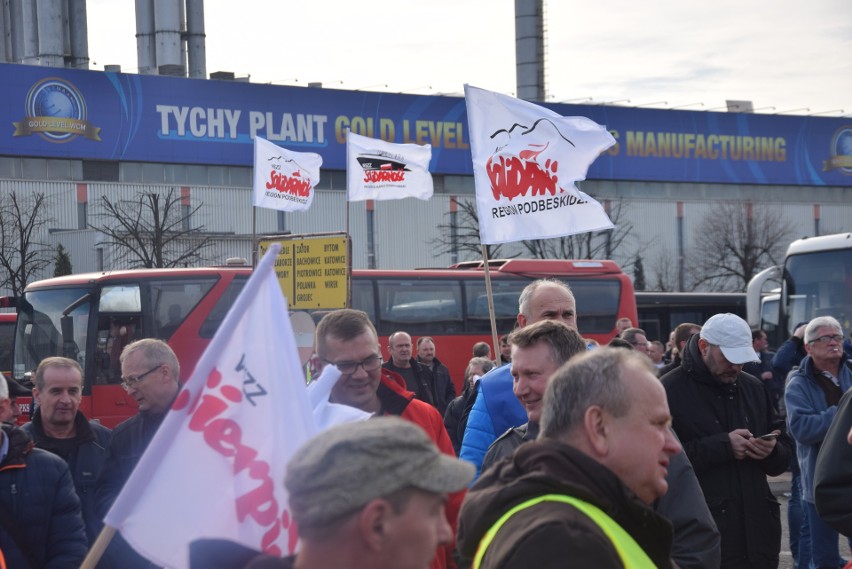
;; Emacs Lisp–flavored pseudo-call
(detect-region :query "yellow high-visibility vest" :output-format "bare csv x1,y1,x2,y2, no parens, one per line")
473,493,656,569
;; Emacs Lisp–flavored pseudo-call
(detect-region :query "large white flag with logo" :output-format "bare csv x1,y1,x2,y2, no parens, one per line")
464,85,616,245
253,136,323,212
103,243,317,567
347,131,433,201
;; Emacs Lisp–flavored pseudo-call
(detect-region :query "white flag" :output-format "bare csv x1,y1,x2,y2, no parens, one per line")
464,85,616,245
104,243,317,567
253,136,322,212
347,131,433,201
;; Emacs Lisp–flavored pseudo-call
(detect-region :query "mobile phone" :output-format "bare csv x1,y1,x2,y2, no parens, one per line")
758,433,779,440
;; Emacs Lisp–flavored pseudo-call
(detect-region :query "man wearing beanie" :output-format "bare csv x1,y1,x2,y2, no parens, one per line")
661,313,792,569
231,417,474,569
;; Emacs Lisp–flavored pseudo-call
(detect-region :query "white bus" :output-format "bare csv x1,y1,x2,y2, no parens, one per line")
747,233,852,347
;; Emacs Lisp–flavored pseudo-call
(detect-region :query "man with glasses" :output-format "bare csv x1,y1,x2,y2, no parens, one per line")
95,338,181,568
314,309,460,569
785,316,852,569
662,313,792,569
620,326,650,357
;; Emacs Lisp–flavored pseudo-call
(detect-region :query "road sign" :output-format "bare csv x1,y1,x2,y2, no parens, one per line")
258,233,350,309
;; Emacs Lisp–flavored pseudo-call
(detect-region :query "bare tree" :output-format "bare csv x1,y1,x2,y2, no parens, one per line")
519,198,634,260
0,191,53,295
648,244,683,292
90,188,212,268
432,197,514,261
690,201,795,292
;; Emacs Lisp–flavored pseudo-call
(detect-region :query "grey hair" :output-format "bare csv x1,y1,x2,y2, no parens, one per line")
540,348,655,440
0,377,7,401
120,338,181,382
619,327,646,344
34,356,83,391
518,278,574,317
805,316,843,343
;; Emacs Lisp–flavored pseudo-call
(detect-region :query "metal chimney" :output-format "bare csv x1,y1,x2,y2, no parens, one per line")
36,0,64,67
185,0,206,78
136,0,157,74
153,0,182,72
68,0,90,69
515,0,546,102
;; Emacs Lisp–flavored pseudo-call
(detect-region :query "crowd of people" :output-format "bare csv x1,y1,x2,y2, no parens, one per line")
3,276,852,568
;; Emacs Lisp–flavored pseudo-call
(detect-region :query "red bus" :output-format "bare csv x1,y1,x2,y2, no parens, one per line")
3,258,635,427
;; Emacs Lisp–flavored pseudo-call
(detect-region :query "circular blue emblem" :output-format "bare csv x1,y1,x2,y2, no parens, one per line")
25,78,87,142
833,128,852,174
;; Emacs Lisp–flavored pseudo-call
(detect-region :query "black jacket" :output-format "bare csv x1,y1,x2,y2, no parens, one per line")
95,411,168,569
383,358,438,409
480,422,721,569
444,380,479,455
418,356,457,416
23,409,113,544
0,423,87,569
661,335,791,568
457,439,674,569
814,387,852,537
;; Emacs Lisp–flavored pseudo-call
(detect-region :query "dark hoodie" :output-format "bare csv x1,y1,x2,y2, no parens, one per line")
457,439,674,569
661,334,791,568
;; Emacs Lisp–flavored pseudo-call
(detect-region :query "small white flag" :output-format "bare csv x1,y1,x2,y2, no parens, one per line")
464,85,616,245
347,131,433,201
253,136,322,212
104,243,316,567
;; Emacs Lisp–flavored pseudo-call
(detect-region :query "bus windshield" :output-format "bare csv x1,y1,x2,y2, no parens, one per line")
785,248,852,334
13,287,91,382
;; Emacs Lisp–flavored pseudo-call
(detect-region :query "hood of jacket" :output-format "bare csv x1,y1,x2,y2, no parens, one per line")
457,438,669,561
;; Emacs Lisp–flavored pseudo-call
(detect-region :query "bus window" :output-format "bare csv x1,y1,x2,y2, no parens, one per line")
148,278,217,339
199,276,249,339
464,280,524,334
14,287,90,382
0,314,14,378
351,278,376,325
376,279,463,335
569,280,622,335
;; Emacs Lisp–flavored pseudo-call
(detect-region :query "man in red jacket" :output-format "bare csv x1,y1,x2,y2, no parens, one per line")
314,308,462,569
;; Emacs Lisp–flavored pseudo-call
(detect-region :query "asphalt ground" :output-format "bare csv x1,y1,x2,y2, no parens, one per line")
769,471,851,569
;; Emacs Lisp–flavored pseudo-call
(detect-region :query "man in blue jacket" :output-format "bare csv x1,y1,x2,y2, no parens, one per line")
23,356,112,545
785,316,852,569
459,278,577,478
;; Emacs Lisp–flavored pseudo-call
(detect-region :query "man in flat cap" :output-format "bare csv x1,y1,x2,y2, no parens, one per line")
661,313,792,569
192,417,474,569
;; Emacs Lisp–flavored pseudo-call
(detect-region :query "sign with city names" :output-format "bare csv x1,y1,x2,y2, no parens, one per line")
258,233,350,309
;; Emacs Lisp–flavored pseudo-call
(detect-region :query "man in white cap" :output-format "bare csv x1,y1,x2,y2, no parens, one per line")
661,313,792,569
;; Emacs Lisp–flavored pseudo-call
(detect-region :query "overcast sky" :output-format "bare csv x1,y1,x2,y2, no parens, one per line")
87,0,851,115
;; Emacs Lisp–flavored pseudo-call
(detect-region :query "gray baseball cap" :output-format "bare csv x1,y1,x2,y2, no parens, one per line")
285,416,474,528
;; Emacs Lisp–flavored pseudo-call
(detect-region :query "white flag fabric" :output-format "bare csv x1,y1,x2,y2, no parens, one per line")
347,131,433,201
253,136,322,212
464,85,617,245
104,243,317,567
307,365,371,431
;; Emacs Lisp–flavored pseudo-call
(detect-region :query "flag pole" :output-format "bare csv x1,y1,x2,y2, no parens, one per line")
252,206,257,268
480,244,500,365
80,525,116,569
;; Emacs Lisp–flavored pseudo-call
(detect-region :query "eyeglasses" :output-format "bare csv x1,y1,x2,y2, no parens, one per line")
324,355,383,375
810,334,843,345
121,364,163,390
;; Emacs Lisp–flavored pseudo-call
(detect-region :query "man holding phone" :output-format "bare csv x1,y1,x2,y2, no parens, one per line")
662,313,792,569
